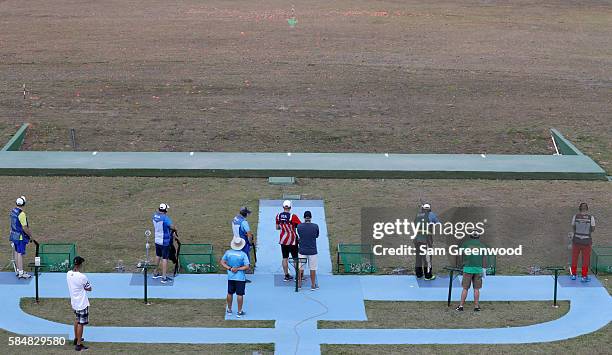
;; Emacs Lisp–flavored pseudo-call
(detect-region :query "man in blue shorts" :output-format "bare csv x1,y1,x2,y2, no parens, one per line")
9,196,34,279
152,203,177,283
220,237,250,318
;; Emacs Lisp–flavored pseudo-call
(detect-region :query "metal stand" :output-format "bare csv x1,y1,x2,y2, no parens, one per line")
28,262,47,304
289,257,308,292
144,264,149,304
34,265,41,303
295,256,299,292
142,230,152,305
444,266,462,307
545,266,564,308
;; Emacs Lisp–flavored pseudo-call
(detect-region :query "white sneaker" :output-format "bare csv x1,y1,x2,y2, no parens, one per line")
19,272,32,279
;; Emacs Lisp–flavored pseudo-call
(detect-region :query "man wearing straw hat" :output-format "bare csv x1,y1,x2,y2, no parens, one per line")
220,237,251,318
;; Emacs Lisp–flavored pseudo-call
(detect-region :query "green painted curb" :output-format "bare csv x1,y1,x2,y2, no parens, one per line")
1,123,30,151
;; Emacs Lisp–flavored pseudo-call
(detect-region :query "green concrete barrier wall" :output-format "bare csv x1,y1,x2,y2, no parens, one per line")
0,125,605,180
1,123,29,151
551,128,583,156
0,151,606,180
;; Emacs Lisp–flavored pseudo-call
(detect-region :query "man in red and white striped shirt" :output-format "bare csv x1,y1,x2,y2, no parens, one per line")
276,200,302,281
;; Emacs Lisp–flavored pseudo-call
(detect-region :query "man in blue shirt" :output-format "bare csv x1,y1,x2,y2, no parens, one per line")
220,237,250,318
297,211,320,290
232,206,255,282
152,203,177,283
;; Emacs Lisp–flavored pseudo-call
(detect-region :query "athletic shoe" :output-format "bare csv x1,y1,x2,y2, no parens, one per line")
570,275,576,281
75,344,89,351
226,308,232,315
284,275,293,282
73,338,84,345
152,273,162,279
455,305,464,311
581,276,591,283
161,277,169,284
474,307,481,312
236,311,245,318
416,275,423,279
18,272,32,279
424,275,437,281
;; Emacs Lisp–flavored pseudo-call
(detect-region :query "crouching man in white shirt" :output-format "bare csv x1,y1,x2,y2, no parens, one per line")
67,256,92,352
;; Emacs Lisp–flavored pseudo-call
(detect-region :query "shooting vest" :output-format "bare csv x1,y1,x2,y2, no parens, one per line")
414,211,431,243
9,207,27,242
573,213,593,245
232,214,250,247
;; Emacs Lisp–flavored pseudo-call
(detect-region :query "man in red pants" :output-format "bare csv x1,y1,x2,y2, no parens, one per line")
570,202,596,282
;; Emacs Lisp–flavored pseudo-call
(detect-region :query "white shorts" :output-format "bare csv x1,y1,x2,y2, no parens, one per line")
298,254,318,271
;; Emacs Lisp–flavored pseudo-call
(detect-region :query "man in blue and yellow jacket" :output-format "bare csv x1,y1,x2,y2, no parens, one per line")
9,196,34,279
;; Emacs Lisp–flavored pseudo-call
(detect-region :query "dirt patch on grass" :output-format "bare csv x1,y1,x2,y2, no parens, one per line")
319,300,569,329
20,298,274,328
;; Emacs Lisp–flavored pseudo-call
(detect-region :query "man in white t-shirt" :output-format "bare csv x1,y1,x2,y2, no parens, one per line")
66,256,92,352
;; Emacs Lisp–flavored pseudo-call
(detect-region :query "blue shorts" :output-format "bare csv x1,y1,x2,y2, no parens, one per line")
13,240,28,255
155,244,170,259
227,280,246,296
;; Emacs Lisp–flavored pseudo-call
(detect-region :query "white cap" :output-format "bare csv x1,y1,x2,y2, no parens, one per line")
159,203,169,211
283,200,292,208
422,203,431,210
16,196,26,207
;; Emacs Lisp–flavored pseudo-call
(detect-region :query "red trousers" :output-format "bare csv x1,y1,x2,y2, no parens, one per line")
571,243,591,277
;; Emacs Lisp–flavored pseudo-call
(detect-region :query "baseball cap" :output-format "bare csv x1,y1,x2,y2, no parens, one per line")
159,203,169,212
240,206,252,215
422,203,431,210
16,196,26,207
283,200,292,208
304,210,312,219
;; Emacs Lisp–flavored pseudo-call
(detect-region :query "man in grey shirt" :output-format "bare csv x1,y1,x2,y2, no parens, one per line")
297,211,319,290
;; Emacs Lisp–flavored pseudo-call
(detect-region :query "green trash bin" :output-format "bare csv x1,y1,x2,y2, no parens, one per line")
178,244,218,273
591,246,612,274
337,244,377,274
39,243,76,272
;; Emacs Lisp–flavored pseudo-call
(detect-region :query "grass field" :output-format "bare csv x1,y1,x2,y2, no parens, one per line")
0,329,274,354
20,298,274,328
321,324,612,355
0,177,610,275
318,301,569,329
